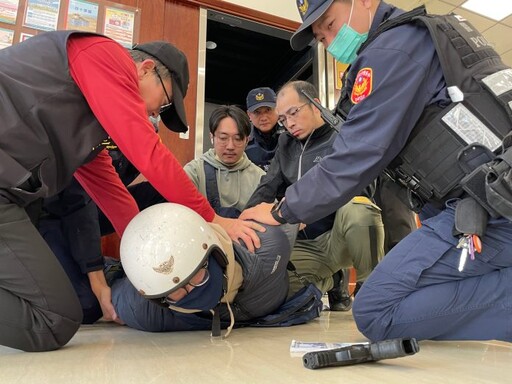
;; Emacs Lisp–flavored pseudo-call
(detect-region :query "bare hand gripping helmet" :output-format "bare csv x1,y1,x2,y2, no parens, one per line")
120,203,227,300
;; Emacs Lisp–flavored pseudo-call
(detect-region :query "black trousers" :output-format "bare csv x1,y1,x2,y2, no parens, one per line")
0,202,82,352
374,175,417,252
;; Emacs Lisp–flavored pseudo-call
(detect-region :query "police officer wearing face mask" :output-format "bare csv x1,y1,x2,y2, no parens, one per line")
299,0,417,254
241,0,512,342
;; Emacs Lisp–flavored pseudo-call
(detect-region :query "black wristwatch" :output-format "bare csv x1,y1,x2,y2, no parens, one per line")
271,200,287,224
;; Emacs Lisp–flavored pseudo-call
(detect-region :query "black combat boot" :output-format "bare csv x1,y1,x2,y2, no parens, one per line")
327,270,352,312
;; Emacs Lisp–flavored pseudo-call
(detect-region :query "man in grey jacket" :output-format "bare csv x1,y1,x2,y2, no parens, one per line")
184,105,265,218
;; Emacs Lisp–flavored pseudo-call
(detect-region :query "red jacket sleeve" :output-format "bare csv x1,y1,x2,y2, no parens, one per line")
67,35,215,234
74,150,138,236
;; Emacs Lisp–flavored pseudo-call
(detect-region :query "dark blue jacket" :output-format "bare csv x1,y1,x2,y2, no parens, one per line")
245,124,282,172
281,2,449,224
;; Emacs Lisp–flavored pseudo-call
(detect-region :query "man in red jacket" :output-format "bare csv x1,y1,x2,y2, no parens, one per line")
0,31,262,352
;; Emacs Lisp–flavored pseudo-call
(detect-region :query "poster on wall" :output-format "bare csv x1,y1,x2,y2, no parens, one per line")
103,6,134,48
24,0,61,31
19,32,33,41
335,60,349,90
66,0,98,32
0,27,14,49
0,0,19,24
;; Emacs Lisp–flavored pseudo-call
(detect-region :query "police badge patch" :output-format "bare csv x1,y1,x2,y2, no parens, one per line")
297,0,308,17
351,67,373,104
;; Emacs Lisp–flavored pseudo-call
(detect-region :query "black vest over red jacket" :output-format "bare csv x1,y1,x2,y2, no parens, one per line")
0,31,108,205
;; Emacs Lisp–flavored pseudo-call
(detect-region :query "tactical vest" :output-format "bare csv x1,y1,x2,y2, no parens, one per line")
337,6,512,211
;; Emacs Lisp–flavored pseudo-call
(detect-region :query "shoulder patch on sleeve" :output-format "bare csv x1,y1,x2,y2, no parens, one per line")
350,67,373,104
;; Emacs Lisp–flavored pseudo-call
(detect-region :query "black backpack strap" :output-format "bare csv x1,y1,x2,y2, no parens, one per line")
358,5,427,54
203,162,241,218
204,162,222,212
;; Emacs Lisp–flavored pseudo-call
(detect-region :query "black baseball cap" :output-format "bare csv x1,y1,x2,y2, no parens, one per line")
133,41,190,133
246,87,276,112
290,0,335,51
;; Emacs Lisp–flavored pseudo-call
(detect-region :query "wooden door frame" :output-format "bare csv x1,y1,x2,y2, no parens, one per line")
182,0,300,32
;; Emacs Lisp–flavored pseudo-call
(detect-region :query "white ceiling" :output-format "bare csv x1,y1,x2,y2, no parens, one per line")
387,0,512,67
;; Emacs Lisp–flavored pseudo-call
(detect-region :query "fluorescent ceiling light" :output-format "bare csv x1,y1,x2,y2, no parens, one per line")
461,0,512,21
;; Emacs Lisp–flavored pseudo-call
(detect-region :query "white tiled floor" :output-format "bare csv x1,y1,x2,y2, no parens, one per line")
1,310,510,384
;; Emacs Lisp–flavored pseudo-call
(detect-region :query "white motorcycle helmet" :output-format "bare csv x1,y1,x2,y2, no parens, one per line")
120,202,227,299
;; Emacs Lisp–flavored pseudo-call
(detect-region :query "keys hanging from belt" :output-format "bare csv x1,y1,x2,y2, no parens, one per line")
456,234,482,272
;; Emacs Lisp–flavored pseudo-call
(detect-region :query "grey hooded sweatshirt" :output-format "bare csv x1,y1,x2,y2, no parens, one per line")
184,149,265,213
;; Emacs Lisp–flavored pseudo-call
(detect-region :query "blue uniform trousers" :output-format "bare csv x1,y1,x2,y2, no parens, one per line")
353,199,512,341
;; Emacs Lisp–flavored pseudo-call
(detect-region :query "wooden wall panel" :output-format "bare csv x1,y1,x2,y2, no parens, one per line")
159,0,200,166
113,0,166,42
137,0,166,41
111,0,199,166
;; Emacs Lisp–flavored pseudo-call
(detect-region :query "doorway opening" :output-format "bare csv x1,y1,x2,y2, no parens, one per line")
199,9,313,151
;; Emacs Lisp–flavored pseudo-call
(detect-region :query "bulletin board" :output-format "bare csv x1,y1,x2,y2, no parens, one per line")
0,0,140,49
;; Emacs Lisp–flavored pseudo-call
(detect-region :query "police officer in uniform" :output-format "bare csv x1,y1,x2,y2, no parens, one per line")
245,87,283,172
241,0,512,342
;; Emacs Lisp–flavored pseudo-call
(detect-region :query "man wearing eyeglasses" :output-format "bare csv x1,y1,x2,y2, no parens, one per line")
245,80,384,309
184,105,265,218
0,31,262,352
112,203,297,337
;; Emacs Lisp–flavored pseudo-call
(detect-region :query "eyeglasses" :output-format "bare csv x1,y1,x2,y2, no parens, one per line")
187,260,210,288
164,261,210,305
213,134,247,147
277,103,310,127
154,68,173,114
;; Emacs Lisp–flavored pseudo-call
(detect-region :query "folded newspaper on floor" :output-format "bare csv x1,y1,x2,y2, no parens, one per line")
290,340,362,357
